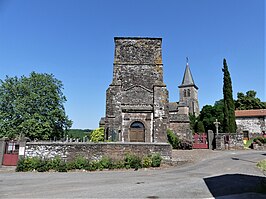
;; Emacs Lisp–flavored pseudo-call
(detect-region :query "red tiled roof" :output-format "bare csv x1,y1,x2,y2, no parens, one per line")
235,109,266,117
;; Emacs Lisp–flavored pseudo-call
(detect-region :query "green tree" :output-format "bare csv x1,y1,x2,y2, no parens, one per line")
198,100,224,133
167,129,180,149
66,129,92,140
199,105,216,132
196,121,205,133
235,90,266,110
0,72,72,140
90,127,104,142
189,114,197,133
189,114,205,133
222,59,236,133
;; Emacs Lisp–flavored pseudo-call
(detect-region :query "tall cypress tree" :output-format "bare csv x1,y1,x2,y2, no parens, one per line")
222,59,236,133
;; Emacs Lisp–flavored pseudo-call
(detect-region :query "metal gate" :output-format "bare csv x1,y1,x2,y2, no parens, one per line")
193,133,208,149
2,141,19,166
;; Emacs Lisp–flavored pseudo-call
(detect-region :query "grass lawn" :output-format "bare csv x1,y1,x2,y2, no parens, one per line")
257,159,266,172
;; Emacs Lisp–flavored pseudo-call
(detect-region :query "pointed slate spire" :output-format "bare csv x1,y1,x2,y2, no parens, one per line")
179,58,198,89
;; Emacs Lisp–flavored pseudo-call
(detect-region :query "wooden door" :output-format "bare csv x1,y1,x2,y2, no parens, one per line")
129,128,145,142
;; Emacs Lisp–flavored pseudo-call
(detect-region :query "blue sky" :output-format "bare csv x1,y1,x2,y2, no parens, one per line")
0,0,265,129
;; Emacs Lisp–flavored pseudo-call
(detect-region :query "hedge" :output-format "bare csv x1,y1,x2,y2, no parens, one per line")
16,153,162,172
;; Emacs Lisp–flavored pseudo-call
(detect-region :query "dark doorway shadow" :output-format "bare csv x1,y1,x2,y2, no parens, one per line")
262,153,266,156
204,174,266,197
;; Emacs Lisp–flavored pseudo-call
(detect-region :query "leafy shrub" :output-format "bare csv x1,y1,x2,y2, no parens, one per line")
16,157,38,172
244,138,254,148
98,156,113,170
180,138,193,150
124,153,142,169
16,158,26,172
30,157,42,170
257,159,266,171
16,157,49,172
19,157,32,171
66,129,92,140
56,162,67,172
66,160,76,170
253,137,266,146
167,129,180,149
88,161,98,171
74,156,89,170
16,153,163,172
142,156,152,168
258,137,264,143
36,159,50,172
151,153,162,167
112,160,125,169
90,127,104,142
48,156,63,171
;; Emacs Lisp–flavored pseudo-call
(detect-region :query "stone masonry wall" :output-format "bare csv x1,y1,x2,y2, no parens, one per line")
25,142,172,161
105,37,169,143
236,117,265,134
169,121,191,139
121,112,152,142
215,133,244,150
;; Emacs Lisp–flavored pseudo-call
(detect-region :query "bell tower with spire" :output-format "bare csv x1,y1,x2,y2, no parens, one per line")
178,58,199,116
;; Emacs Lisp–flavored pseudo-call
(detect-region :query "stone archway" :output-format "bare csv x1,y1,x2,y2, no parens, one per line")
129,121,145,142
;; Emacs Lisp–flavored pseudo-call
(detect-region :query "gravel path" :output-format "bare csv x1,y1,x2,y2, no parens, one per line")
171,149,228,164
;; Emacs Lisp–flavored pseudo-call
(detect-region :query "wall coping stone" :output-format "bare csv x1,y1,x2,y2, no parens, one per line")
114,37,162,40
26,142,171,146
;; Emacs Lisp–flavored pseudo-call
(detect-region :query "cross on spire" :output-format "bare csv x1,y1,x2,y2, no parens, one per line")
180,57,197,87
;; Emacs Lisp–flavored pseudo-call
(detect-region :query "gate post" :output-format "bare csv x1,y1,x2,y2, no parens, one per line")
216,134,226,150
208,130,214,150
0,138,8,167
19,138,26,160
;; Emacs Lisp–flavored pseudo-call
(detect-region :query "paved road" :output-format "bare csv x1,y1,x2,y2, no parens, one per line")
0,150,266,198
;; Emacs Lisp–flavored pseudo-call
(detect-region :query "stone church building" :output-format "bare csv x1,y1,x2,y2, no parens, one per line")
168,59,199,139
102,37,199,143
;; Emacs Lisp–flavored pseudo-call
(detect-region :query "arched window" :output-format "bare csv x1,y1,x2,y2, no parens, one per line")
130,121,145,129
187,89,191,97
184,89,187,97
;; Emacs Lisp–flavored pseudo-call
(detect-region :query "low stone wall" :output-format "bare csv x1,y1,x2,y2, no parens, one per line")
253,144,266,150
216,134,244,150
25,142,172,161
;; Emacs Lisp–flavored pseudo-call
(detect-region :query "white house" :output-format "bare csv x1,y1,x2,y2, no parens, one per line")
235,109,266,139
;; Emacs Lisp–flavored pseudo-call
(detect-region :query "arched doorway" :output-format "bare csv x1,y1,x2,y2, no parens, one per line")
129,121,145,142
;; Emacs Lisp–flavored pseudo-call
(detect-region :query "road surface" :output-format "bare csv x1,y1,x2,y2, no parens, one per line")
0,150,265,198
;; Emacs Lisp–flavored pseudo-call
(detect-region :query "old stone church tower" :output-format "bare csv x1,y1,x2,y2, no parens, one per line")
179,61,199,116
103,37,199,142
169,60,199,139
